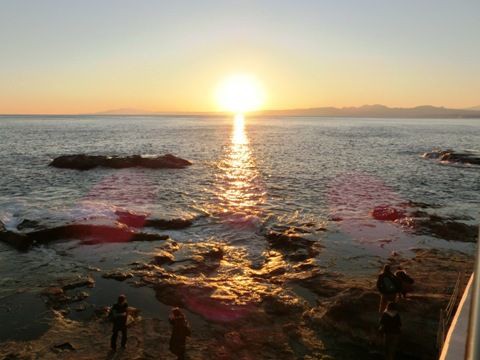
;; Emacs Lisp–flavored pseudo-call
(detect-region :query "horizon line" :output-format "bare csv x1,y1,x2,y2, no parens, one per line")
2,103,480,117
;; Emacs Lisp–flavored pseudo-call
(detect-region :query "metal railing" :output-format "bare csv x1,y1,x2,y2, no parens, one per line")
437,272,465,350
465,226,480,359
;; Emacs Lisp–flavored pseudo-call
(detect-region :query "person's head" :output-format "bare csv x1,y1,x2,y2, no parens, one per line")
172,307,184,318
382,264,391,274
118,294,126,304
386,302,398,312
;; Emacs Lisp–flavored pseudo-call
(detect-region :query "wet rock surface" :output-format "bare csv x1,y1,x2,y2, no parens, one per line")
102,271,134,281
0,221,169,250
41,276,95,311
422,149,480,166
49,153,192,170
0,200,476,359
263,224,324,261
306,249,473,359
365,203,479,243
402,212,478,242
0,222,31,251
115,209,194,230
1,243,472,359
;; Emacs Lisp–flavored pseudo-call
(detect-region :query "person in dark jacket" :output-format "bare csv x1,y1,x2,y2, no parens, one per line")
394,268,414,298
110,294,128,351
379,302,401,360
376,264,401,313
169,307,191,360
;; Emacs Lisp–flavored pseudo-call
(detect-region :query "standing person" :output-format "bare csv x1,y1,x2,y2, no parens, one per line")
169,307,191,360
376,264,400,313
395,268,414,298
109,294,129,351
379,302,402,360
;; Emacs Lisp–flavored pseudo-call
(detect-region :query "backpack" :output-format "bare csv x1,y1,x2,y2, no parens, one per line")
382,275,398,293
397,271,414,284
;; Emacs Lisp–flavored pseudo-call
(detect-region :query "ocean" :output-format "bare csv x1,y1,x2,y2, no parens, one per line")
0,115,479,347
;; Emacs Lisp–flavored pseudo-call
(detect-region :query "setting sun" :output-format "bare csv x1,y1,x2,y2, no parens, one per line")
215,74,265,114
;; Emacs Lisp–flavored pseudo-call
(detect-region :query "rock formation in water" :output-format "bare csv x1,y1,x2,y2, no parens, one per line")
0,222,31,250
115,210,193,229
0,221,169,250
368,203,478,243
422,149,480,166
49,153,192,170
0,213,194,251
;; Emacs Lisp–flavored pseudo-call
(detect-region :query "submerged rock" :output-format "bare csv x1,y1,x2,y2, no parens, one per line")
102,271,134,281
0,222,31,250
115,210,194,230
422,149,480,166
367,202,478,243
59,276,95,291
0,221,169,250
42,277,94,309
396,211,479,242
144,218,193,230
16,219,43,231
42,287,70,306
264,230,321,261
371,205,405,221
49,153,192,170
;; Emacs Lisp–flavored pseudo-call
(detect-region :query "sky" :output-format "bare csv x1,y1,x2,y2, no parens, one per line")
0,0,479,114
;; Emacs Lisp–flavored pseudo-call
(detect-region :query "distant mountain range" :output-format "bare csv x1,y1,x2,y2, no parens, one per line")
256,104,480,118
93,104,480,118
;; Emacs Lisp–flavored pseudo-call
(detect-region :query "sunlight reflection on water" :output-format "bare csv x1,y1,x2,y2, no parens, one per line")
215,114,265,223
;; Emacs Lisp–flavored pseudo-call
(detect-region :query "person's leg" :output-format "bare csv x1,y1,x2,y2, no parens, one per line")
385,334,399,360
385,334,393,360
121,327,127,348
177,343,186,360
111,328,118,350
390,334,399,359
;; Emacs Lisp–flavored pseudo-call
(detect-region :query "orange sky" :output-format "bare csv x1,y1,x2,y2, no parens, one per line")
1,1,479,114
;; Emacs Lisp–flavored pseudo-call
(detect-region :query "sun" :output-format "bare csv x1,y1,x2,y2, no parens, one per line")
215,74,265,114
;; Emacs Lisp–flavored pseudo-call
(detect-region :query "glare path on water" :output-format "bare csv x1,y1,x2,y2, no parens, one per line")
214,114,266,223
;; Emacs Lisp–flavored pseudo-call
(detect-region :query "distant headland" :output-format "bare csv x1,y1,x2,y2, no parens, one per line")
90,104,480,118
2,104,480,118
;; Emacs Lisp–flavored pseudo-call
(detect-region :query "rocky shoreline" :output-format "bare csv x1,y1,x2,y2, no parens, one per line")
0,244,473,360
0,200,476,359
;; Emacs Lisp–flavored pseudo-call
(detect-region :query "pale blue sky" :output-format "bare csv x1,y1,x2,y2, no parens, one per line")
0,0,478,113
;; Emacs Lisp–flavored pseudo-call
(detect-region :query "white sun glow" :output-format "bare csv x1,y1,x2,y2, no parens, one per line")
215,74,265,114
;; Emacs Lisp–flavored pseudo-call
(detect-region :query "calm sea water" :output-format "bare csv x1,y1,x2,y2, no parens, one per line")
0,115,479,340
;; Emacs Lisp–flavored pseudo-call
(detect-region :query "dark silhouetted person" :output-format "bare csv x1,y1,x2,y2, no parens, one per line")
376,264,400,313
395,268,414,298
110,294,128,351
169,307,191,360
379,302,401,360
